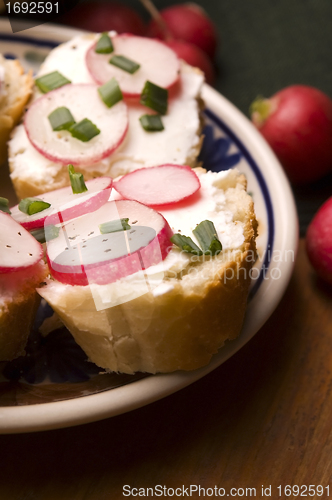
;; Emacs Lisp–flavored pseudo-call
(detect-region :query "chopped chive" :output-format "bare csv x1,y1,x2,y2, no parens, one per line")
109,55,140,74
18,198,51,216
45,224,60,241
99,218,131,234
31,225,60,244
0,197,11,214
170,234,203,255
35,71,71,93
30,228,46,244
69,118,100,142
68,165,88,194
95,32,114,54
98,78,123,108
140,80,168,115
139,114,164,132
48,106,76,131
193,220,222,255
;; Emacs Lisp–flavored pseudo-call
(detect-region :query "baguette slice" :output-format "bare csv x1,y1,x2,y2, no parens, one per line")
38,168,257,374
0,54,33,165
0,260,48,361
8,33,204,199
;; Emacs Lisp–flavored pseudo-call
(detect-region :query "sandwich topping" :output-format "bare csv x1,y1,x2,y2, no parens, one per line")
9,33,203,188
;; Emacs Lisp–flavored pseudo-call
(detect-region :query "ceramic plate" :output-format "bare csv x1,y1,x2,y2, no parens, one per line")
0,20,298,433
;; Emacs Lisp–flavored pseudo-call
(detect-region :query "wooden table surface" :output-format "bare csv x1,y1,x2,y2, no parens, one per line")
0,238,331,498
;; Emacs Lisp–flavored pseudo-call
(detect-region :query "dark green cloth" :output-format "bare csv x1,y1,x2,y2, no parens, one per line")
133,0,332,114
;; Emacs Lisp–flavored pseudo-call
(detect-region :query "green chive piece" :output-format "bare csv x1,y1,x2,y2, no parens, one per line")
95,32,114,54
18,198,51,216
98,78,123,108
30,228,46,244
170,234,203,255
109,55,140,74
99,218,131,234
0,197,11,214
69,118,100,142
193,220,222,255
31,225,60,244
35,71,71,93
68,165,88,194
48,106,76,131
139,114,164,132
140,80,168,115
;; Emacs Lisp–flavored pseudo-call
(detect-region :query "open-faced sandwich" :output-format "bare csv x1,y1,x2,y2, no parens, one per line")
2,31,258,373
8,32,204,199
8,163,257,373
0,203,48,361
0,54,33,166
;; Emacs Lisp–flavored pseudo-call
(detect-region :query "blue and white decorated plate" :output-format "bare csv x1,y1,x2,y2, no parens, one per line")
0,20,298,433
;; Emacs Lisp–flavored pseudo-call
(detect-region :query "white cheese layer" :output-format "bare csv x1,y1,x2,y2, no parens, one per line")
40,168,245,307
108,168,245,291
9,34,203,187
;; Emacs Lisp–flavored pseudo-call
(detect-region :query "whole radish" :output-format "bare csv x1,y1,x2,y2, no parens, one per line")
250,85,332,184
165,39,215,86
147,3,218,60
60,1,146,36
306,196,332,286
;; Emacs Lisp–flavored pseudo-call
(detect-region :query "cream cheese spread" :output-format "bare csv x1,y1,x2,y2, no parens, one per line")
9,33,203,186
41,168,245,308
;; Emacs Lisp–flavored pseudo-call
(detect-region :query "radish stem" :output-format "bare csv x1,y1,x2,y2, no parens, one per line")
139,0,172,40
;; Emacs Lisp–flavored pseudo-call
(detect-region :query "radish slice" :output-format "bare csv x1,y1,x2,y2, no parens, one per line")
46,199,173,286
24,84,128,165
10,177,113,230
0,212,43,274
114,164,201,206
86,34,180,97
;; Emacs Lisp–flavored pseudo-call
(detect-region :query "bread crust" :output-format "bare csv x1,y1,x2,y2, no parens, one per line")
0,261,48,361
0,55,33,165
38,170,258,374
0,290,40,361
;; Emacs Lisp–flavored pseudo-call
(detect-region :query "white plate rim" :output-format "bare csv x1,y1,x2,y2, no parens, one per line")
0,21,298,433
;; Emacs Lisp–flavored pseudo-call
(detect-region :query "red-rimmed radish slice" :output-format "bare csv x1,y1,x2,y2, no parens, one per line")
24,84,128,165
86,34,180,97
0,212,43,274
46,199,173,286
10,177,113,230
114,164,201,206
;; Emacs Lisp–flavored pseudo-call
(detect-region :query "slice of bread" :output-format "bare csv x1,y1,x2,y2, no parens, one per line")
0,260,48,361
37,168,257,374
0,54,33,166
8,33,204,199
